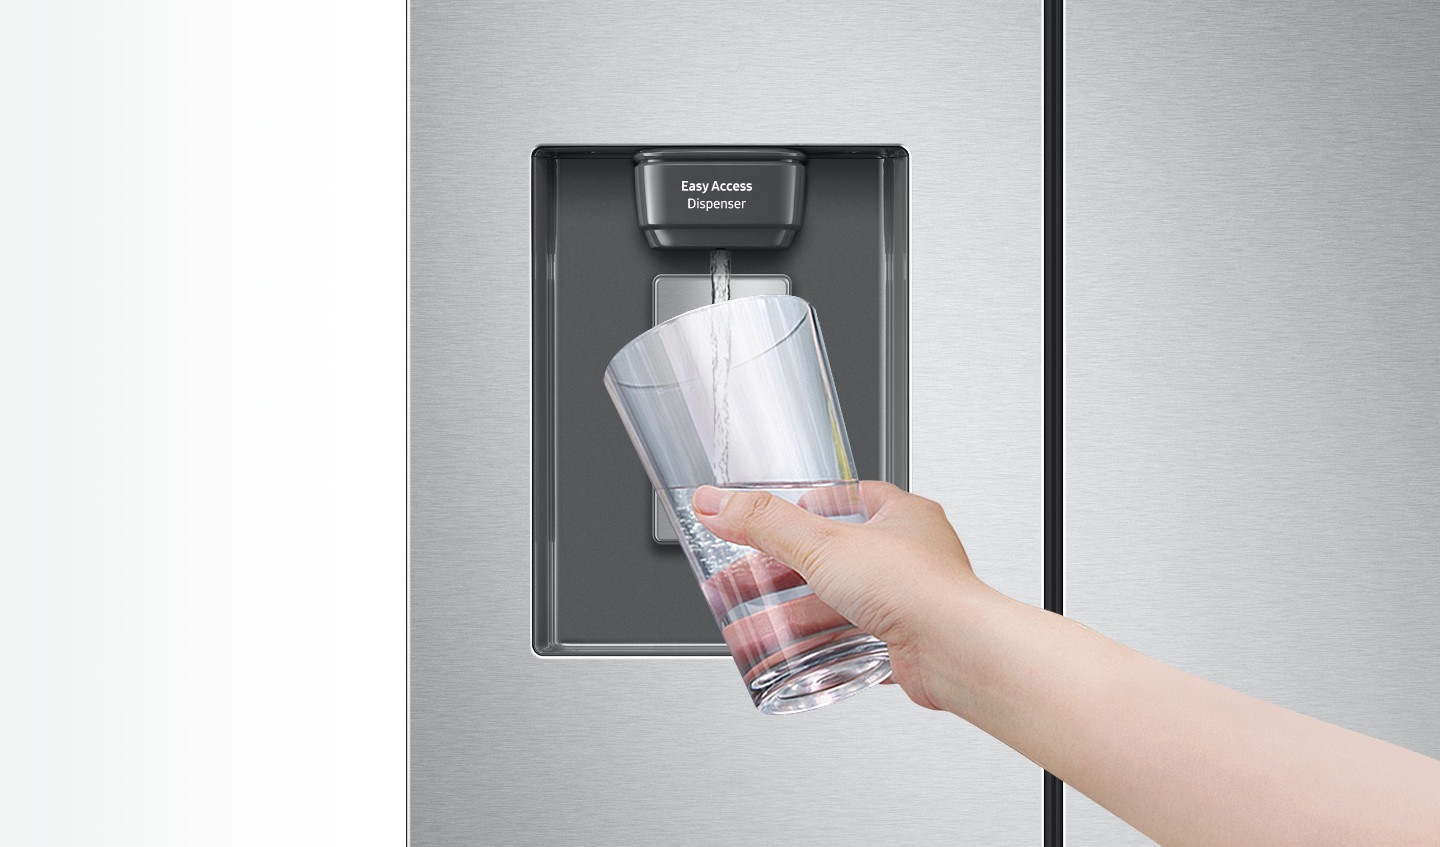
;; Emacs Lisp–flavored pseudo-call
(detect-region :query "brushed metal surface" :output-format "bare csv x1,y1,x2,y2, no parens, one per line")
651,274,791,544
411,1,1044,844
1064,3,1440,843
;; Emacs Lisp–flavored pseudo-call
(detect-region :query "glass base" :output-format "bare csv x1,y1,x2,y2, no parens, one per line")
753,634,892,715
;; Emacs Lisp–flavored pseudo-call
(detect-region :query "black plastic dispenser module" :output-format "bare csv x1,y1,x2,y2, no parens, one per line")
533,144,908,654
634,148,806,249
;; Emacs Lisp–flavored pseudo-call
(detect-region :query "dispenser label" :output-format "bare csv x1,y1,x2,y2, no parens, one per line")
680,180,753,211
636,159,805,246
638,162,801,224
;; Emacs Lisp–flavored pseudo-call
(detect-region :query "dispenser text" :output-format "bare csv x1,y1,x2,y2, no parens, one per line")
680,179,752,211
688,198,747,210
679,180,754,193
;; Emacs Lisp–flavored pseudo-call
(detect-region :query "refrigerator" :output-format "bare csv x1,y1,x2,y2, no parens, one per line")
410,1,1439,844
1063,2,1440,843
410,1,1046,843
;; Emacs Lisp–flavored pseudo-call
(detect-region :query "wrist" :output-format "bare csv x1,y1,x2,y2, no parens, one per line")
904,580,1025,718
880,573,1005,713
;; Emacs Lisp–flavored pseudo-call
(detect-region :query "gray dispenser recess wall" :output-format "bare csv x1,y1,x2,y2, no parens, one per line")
533,145,909,656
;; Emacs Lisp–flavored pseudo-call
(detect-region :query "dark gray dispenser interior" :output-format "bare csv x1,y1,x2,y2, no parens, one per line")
533,145,908,655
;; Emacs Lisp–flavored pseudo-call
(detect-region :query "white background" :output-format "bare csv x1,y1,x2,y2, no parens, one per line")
1,2,404,843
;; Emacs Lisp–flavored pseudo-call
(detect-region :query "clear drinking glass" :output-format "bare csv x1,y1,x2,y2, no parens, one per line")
604,295,892,714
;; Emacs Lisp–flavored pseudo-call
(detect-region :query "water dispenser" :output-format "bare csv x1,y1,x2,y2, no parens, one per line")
532,145,908,655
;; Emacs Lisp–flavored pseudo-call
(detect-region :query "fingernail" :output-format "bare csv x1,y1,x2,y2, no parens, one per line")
693,485,730,517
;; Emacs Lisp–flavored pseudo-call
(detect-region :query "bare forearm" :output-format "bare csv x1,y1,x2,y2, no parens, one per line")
922,586,1440,846
691,484,1440,842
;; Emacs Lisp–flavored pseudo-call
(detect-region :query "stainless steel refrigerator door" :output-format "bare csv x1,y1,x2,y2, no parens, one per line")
411,2,1044,845
1064,3,1440,843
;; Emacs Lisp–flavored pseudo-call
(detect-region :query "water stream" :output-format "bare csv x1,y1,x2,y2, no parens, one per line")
710,249,731,483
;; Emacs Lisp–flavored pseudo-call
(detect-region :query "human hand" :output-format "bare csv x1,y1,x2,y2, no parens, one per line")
692,481,991,711
697,485,1440,847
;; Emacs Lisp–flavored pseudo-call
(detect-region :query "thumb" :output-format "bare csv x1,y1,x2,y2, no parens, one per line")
691,486,843,579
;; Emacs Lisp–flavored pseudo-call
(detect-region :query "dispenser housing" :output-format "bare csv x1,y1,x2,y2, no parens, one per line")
532,145,908,656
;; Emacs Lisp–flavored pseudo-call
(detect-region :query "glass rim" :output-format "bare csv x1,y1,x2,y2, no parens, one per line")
604,294,814,390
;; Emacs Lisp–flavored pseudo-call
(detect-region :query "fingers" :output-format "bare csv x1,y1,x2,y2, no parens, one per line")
790,480,909,520
692,486,844,579
857,480,910,516
721,600,854,684
796,483,866,518
699,551,807,619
